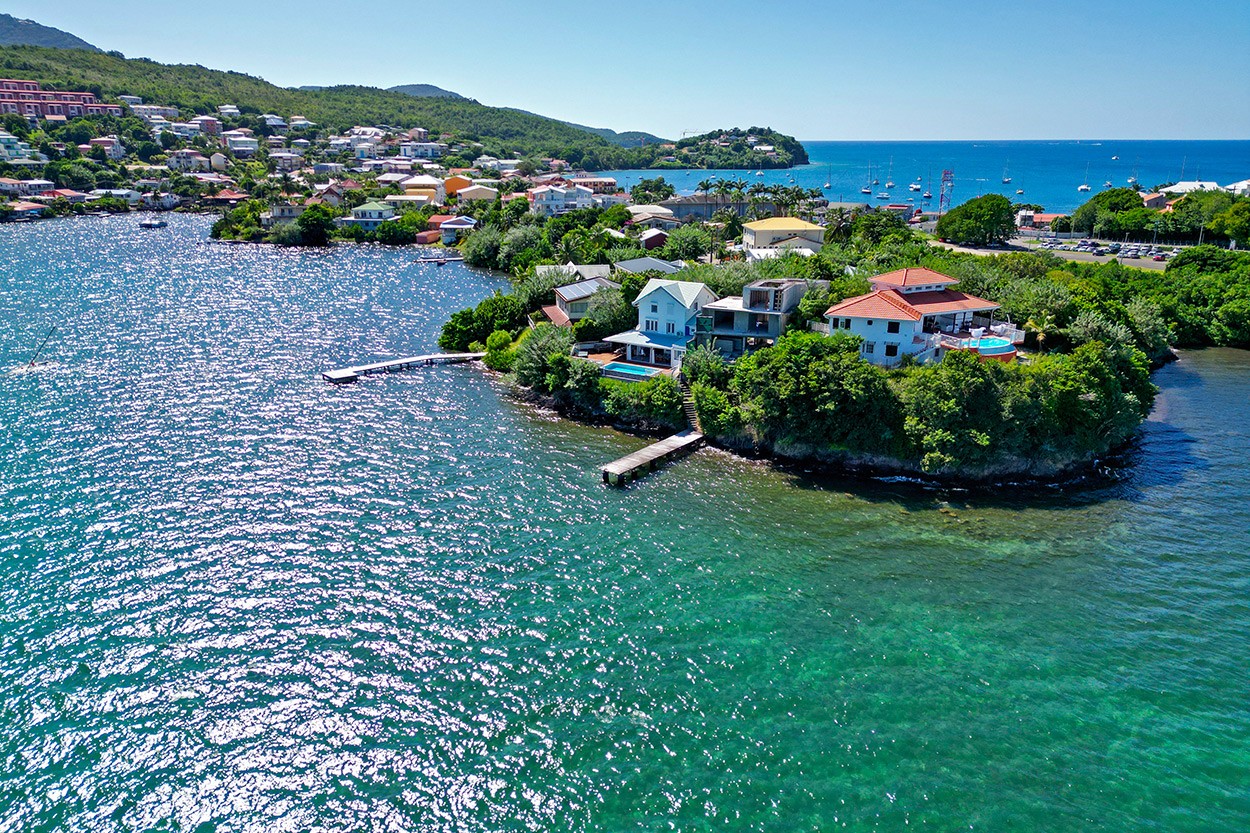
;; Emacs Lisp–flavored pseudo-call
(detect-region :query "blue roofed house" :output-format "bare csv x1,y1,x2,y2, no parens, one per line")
604,278,717,369
439,215,477,243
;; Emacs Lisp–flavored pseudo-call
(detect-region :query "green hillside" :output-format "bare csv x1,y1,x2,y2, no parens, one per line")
387,83,466,100
0,14,100,51
0,46,806,170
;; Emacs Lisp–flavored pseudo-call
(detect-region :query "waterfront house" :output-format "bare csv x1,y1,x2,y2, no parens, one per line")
613,256,685,276
695,279,808,358
823,268,1002,367
90,188,142,206
340,201,396,232
1160,180,1222,195
604,279,717,368
541,276,621,327
12,178,54,197
261,202,306,228
659,193,767,221
1140,193,1169,209
3,200,46,219
741,217,824,253
439,215,477,244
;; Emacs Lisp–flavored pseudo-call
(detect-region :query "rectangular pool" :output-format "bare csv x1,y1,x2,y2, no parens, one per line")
602,361,660,378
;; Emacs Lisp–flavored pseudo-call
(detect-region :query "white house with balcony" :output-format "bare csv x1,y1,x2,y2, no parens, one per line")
604,278,717,369
166,149,211,171
399,142,444,159
338,201,395,232
531,184,594,217
823,268,1002,367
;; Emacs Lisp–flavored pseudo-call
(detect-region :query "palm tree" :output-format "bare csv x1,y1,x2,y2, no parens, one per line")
1024,312,1058,353
696,179,714,201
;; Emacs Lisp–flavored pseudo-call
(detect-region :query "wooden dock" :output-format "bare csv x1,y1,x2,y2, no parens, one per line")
602,430,704,486
322,353,485,384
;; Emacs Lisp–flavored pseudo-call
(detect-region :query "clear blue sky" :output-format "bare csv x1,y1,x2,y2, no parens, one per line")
6,0,1249,140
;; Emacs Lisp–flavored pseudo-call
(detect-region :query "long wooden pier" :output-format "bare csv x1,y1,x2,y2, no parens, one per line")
602,430,704,486
322,352,485,384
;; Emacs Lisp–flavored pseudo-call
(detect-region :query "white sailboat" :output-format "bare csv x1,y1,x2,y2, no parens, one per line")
884,157,895,189
1078,163,1092,192
1001,160,1012,184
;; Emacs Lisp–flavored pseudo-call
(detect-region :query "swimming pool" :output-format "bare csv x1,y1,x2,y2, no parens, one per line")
602,361,660,377
972,336,1016,356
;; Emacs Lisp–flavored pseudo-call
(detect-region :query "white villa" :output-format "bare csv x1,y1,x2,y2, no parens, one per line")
605,279,717,369
823,268,1003,367
530,184,595,217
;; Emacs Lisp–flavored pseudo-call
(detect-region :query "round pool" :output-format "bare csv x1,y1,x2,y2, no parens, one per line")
973,336,1016,355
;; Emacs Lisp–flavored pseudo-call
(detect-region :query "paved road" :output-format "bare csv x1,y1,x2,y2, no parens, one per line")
927,239,1167,271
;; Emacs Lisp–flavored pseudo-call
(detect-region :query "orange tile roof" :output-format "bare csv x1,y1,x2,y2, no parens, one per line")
904,289,1000,315
826,288,999,321
825,289,922,321
870,267,959,289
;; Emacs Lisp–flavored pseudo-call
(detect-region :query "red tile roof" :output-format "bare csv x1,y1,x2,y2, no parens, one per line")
825,289,922,321
870,267,958,289
825,288,999,321
904,290,1000,315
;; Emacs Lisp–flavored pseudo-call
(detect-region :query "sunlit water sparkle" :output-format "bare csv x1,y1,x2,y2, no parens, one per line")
1,215,1248,831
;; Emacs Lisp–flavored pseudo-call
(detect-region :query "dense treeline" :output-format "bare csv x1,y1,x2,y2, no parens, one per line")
0,47,807,171
1059,187,1249,245
686,333,1154,476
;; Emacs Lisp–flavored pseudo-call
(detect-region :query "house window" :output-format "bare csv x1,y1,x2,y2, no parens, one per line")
650,303,658,313
866,320,873,326
666,321,676,334
644,319,658,332
885,343,899,358
887,321,901,334
863,342,875,354
842,318,851,329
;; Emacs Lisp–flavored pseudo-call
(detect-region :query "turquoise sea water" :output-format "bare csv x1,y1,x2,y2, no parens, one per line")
2,215,1249,831
600,139,1250,215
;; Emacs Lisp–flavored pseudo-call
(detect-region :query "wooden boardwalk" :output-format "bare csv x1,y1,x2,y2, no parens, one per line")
322,353,485,384
602,430,704,486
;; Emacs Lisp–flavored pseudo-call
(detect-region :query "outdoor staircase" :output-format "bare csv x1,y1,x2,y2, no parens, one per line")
678,375,702,433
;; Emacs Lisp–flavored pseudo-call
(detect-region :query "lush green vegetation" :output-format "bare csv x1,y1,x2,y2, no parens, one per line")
0,13,99,51
687,332,1154,476
935,193,1017,245
0,47,806,171
1060,187,1249,246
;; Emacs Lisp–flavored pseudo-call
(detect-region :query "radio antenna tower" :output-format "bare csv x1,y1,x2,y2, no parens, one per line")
938,169,955,215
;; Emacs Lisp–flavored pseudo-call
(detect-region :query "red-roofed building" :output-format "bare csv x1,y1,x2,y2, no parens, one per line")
426,214,454,230
824,269,1006,366
204,189,250,203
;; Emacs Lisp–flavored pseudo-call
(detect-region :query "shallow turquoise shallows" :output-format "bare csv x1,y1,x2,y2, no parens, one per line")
2,216,1249,832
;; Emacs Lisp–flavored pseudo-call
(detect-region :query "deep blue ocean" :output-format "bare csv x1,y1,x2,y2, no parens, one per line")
601,139,1250,214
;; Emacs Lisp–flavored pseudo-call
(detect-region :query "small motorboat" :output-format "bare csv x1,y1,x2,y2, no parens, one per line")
139,218,167,229
1016,188,1025,195
908,183,921,191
